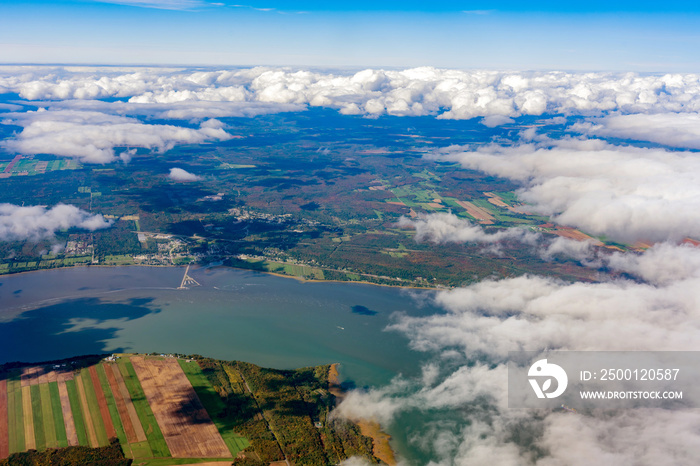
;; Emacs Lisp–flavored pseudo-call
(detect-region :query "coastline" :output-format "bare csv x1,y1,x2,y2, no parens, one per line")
0,261,443,291
329,363,397,466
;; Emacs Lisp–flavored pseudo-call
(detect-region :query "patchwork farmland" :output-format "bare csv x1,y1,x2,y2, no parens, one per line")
0,355,247,465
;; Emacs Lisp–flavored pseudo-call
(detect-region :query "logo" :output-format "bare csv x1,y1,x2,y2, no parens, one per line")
528,359,568,399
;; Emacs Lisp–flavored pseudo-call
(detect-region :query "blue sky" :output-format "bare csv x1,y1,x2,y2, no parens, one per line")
1,1,699,71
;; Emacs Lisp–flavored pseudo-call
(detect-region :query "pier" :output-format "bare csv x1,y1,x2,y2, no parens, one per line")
178,264,200,289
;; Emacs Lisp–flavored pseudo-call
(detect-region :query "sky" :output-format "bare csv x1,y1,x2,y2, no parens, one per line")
1,0,700,71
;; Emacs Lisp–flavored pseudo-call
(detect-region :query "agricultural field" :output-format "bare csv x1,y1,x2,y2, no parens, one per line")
0,109,612,287
0,354,380,466
0,155,80,178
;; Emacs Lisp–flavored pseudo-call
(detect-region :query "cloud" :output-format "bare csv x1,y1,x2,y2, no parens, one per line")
0,204,112,241
1,109,231,163
538,236,597,263
168,167,201,181
338,457,374,466
92,0,207,10
3,66,700,123
574,113,700,150
428,139,700,243
398,212,536,244
335,251,700,464
606,242,700,285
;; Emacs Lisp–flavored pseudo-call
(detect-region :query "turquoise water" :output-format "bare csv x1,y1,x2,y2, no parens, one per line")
0,265,439,388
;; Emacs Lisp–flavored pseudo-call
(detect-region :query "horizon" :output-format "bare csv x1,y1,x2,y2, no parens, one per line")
2,1,700,72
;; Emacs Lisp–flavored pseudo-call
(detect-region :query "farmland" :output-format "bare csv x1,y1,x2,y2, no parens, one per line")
0,108,607,287
0,354,381,465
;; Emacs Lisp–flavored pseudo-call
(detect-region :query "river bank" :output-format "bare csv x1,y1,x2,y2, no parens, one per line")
329,363,397,465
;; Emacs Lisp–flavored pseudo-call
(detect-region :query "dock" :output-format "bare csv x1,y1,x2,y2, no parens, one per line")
177,263,200,289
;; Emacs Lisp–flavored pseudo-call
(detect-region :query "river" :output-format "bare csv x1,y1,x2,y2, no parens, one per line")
0,265,440,388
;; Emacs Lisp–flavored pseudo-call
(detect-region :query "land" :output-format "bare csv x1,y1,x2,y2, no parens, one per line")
0,109,616,288
0,354,383,466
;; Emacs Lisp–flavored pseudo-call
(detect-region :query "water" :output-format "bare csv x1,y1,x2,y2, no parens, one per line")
0,265,440,388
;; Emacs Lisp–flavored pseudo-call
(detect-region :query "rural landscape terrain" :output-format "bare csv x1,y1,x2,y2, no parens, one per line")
0,353,379,465
2,56,700,465
0,107,621,288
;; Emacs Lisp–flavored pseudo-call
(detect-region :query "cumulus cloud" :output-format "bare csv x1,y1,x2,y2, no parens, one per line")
1,109,231,163
398,212,536,244
574,113,700,150
0,203,112,241
3,66,700,122
168,167,201,181
428,139,700,243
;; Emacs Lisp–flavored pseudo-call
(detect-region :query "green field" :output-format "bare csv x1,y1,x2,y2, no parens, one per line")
103,255,135,265
30,385,45,450
37,383,55,448
7,377,24,454
48,382,68,448
79,370,109,446
65,379,89,446
178,360,249,456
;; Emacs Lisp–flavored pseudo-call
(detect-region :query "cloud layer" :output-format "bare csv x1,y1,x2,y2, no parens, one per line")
3,66,700,121
575,113,700,149
3,66,700,165
0,203,112,241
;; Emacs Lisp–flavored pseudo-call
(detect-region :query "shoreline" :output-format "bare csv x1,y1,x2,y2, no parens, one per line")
0,261,443,291
329,363,397,466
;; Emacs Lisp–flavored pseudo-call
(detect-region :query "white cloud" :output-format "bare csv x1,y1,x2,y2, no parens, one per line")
92,0,207,10
397,212,536,244
574,113,700,149
3,66,700,123
335,262,700,465
338,457,374,466
0,204,112,241
606,242,700,285
539,236,597,263
428,140,700,243
1,109,231,163
168,167,201,181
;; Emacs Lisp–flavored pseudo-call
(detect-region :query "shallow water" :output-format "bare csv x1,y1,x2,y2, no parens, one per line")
0,265,439,388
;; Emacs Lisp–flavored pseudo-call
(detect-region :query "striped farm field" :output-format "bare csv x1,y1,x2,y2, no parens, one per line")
65,378,88,446
74,372,99,447
1,355,246,464
179,360,250,455
48,382,69,448
130,356,230,458
117,359,171,458
38,382,57,448
79,368,109,446
95,364,127,446
57,381,78,446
